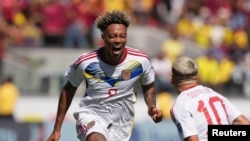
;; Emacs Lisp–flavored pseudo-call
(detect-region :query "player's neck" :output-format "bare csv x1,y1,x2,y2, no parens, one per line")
99,47,126,65
178,81,198,93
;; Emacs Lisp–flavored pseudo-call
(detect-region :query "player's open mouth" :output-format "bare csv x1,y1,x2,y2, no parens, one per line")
112,46,122,54
113,46,122,51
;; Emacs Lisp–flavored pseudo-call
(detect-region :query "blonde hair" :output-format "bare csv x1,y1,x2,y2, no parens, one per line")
172,56,198,82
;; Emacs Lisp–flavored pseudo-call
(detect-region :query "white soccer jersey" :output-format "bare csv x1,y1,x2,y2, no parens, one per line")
65,46,155,140
170,85,242,141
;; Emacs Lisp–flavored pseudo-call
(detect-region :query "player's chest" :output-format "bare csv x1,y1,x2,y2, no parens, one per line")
83,60,143,86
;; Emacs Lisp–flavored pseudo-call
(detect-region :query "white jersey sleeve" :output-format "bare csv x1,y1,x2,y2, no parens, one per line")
139,56,154,86
223,97,242,123
65,54,87,87
171,101,198,138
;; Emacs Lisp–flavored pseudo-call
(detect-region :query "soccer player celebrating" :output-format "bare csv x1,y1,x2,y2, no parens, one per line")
170,56,250,141
47,10,163,141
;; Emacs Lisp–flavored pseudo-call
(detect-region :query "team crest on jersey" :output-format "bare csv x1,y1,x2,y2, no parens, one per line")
87,121,95,129
122,69,131,80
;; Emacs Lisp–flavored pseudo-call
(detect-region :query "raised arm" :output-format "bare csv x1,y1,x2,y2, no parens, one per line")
47,81,78,141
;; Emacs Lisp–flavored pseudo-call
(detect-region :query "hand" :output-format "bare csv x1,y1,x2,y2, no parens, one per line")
148,105,163,123
47,131,61,141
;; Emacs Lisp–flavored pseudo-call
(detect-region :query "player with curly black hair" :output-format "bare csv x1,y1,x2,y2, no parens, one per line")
47,10,163,141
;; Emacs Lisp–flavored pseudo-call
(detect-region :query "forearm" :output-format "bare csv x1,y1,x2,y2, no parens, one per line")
142,83,156,109
53,82,76,132
184,135,199,141
233,115,250,125
142,83,162,123
53,91,69,132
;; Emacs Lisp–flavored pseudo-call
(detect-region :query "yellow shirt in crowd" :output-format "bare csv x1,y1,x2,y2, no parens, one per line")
0,82,20,116
196,56,220,85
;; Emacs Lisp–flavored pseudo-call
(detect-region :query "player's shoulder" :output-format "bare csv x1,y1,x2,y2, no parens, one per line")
78,49,99,58
126,46,150,60
174,91,197,108
72,49,99,69
173,95,188,108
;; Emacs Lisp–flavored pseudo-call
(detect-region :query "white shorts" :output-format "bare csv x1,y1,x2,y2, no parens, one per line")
74,109,132,141
76,117,112,141
76,119,111,141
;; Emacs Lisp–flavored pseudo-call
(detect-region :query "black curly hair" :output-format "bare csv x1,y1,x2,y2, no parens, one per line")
95,10,130,32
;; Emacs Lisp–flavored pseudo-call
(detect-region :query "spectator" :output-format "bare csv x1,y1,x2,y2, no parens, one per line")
151,51,175,93
161,26,185,63
0,75,20,121
63,0,92,48
40,0,69,47
21,18,44,47
196,50,221,91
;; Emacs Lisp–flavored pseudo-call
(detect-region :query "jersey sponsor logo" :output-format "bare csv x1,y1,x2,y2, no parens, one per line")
122,69,131,80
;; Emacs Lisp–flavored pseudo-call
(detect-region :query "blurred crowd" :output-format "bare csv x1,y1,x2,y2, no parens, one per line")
1,0,250,97
0,0,172,49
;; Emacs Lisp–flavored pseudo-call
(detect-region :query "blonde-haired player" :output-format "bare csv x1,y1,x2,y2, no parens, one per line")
170,56,249,141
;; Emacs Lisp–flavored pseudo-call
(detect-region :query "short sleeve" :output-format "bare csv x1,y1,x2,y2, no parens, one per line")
173,102,198,139
65,63,84,87
140,59,155,86
223,97,242,123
